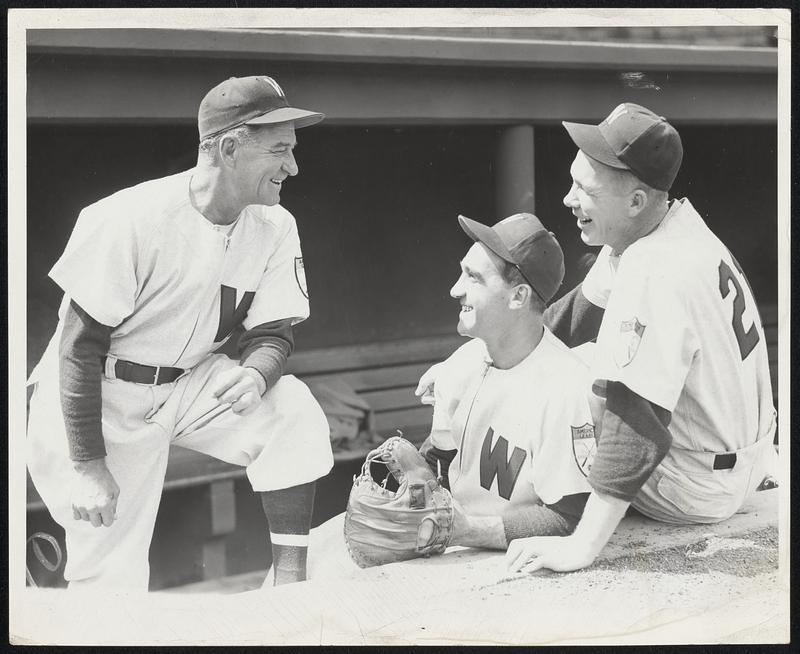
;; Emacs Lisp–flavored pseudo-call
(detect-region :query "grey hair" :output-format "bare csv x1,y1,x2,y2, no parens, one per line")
198,124,257,159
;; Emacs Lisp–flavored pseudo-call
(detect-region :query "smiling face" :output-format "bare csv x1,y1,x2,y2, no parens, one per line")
562,151,640,254
232,122,299,207
450,242,516,340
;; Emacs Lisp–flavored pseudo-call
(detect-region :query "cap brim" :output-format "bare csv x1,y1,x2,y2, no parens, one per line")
458,215,515,264
562,121,628,170
246,107,325,129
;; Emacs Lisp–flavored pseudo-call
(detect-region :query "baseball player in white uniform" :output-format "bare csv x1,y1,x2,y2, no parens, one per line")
420,214,597,548
306,213,598,577
504,103,777,574
27,76,334,590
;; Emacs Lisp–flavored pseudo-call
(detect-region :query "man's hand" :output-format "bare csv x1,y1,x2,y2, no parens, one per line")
211,366,267,415
71,458,120,528
414,362,443,406
505,534,598,574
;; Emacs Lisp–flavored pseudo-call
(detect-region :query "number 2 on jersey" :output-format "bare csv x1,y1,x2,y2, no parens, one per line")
718,259,759,361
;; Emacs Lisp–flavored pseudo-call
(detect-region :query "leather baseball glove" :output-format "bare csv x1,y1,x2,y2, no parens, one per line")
344,435,455,568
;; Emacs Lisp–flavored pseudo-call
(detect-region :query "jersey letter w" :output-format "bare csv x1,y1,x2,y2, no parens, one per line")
479,427,527,500
215,285,255,342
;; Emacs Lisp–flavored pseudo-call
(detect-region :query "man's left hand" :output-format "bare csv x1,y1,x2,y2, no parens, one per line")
505,534,598,574
211,366,267,415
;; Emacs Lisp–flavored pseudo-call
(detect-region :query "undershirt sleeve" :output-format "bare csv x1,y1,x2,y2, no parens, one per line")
502,492,590,541
239,318,295,393
544,284,605,348
59,300,112,461
418,436,457,490
588,380,673,502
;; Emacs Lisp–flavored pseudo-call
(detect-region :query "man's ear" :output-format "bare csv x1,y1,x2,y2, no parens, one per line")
218,135,239,167
509,283,532,310
629,188,649,217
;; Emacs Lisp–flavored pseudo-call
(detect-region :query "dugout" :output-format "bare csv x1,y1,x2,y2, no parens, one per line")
23,27,779,589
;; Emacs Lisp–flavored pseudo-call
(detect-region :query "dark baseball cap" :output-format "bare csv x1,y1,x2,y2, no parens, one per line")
198,75,324,141
458,213,565,304
562,103,683,192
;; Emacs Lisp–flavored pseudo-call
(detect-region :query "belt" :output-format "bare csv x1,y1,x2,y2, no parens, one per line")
669,435,774,474
102,357,184,385
712,453,737,470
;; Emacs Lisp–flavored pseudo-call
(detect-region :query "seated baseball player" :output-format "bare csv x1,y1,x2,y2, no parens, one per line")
26,76,334,591
418,103,778,577
306,213,600,577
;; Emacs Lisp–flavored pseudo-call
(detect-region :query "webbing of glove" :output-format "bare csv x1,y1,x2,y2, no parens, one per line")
344,436,454,568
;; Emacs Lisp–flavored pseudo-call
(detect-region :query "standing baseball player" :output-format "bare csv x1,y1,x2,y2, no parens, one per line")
504,103,777,574
26,75,334,590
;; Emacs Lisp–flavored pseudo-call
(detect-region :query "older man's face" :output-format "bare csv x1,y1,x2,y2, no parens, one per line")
562,151,636,255
234,123,299,207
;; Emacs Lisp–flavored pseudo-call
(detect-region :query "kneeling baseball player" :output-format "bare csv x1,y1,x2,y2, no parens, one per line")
312,213,600,573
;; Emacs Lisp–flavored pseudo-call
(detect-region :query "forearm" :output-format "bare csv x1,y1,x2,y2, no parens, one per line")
569,491,630,561
59,300,112,461
454,493,589,549
451,513,508,550
239,319,294,393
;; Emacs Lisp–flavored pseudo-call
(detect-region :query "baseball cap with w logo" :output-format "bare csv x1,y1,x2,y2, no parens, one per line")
198,75,325,141
562,102,683,192
458,213,565,304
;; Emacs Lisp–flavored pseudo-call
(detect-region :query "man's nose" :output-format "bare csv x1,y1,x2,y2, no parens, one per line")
283,150,299,176
563,183,578,208
450,275,465,299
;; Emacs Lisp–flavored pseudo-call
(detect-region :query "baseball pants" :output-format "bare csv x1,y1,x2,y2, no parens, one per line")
632,437,778,524
27,352,333,591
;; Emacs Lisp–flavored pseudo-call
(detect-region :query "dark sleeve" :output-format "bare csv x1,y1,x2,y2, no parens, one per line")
502,492,589,540
543,283,605,347
588,381,673,502
238,318,295,393
59,300,112,461
418,436,457,490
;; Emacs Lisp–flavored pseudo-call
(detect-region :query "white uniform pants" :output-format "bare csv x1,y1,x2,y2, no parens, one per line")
27,353,333,591
632,438,778,524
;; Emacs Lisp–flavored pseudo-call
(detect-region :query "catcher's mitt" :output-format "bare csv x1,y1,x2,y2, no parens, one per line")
344,435,455,568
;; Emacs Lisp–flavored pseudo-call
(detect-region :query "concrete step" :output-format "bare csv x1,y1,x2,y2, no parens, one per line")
165,485,779,594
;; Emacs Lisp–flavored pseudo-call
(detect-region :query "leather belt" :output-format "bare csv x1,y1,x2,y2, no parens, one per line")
103,357,184,385
712,453,737,470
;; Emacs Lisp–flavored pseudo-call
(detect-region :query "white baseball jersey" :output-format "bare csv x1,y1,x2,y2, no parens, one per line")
586,199,775,458
31,168,309,381
430,329,595,515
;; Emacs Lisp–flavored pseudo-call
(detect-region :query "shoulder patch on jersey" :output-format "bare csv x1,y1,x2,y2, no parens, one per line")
614,317,645,368
571,423,597,477
294,257,308,298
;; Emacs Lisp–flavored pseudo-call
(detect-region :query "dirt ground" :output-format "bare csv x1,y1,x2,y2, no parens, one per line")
11,488,787,645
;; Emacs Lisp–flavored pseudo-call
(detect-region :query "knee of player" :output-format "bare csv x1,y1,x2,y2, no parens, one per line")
268,376,329,435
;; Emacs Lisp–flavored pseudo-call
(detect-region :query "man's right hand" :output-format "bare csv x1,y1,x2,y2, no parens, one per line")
414,362,443,406
71,458,120,527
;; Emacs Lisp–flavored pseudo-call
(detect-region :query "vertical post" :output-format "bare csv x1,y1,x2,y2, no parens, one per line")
202,479,237,580
495,125,536,219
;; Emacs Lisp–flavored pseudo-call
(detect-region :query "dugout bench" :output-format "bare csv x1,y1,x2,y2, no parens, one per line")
25,305,779,589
